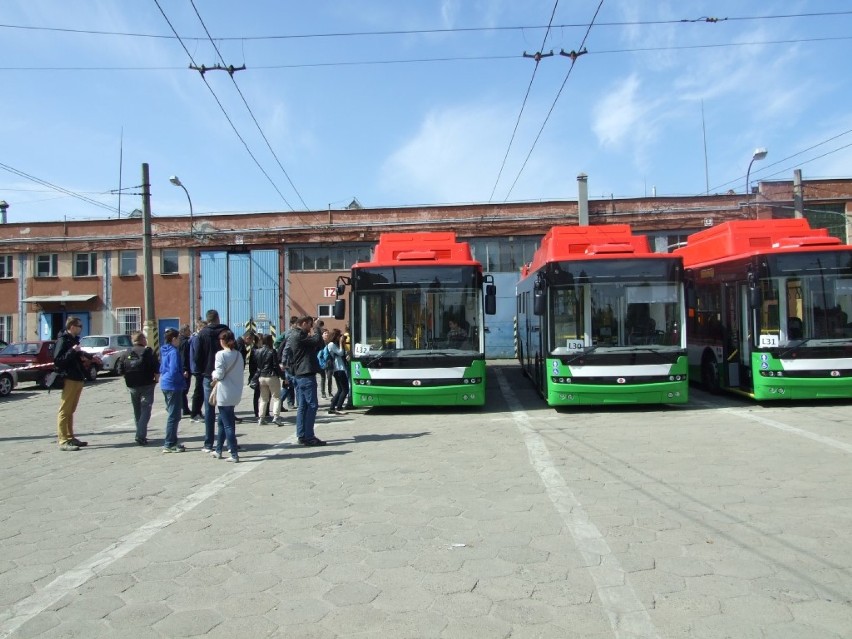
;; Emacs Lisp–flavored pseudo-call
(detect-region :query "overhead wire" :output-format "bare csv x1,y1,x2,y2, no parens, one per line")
1,10,850,41
0,161,118,213
704,127,852,194
151,0,295,211
3,36,852,72
503,0,606,201
489,0,560,202
188,0,309,211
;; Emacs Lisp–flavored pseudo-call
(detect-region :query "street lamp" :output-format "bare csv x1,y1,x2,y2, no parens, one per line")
169,175,194,236
745,147,768,201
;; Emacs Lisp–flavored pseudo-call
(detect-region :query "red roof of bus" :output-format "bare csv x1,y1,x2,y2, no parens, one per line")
674,219,845,269
355,232,479,267
521,225,661,277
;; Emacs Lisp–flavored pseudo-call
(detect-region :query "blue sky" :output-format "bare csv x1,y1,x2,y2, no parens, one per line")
2,1,851,223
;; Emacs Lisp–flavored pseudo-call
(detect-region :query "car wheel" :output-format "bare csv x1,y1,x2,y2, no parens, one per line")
87,366,99,382
0,374,12,397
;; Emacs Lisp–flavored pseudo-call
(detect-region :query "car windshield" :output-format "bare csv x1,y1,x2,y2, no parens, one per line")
0,343,36,356
80,337,109,348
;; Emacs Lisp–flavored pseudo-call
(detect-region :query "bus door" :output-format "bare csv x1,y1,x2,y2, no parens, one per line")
733,283,757,392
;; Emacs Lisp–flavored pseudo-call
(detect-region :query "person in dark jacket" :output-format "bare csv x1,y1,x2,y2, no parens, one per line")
160,328,187,453
121,331,159,446
290,316,326,446
188,319,206,422
53,316,93,451
192,310,229,452
178,324,192,416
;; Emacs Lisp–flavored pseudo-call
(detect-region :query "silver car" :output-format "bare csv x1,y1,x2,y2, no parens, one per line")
0,363,18,397
80,334,134,375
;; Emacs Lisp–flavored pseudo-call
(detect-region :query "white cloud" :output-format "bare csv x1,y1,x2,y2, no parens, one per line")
591,74,646,148
380,103,549,202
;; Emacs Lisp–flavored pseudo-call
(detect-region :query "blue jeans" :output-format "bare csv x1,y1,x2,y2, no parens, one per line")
162,389,182,448
294,375,319,440
280,372,295,407
129,384,155,440
216,405,238,459
202,377,216,449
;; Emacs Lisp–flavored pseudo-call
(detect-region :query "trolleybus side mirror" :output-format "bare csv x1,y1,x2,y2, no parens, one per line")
533,287,546,316
747,272,762,308
333,299,346,320
336,282,346,296
485,284,496,315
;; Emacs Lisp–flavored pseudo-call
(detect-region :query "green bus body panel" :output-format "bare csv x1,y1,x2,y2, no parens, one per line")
350,360,486,407
688,353,852,400
751,353,852,401
545,356,689,406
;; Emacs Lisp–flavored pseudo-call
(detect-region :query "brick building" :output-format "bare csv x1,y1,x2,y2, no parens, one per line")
0,177,849,357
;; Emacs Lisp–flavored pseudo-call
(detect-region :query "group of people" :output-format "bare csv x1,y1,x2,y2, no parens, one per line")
53,311,351,460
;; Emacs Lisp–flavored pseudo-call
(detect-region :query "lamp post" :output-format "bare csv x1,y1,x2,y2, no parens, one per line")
745,147,768,202
169,175,198,323
169,175,194,236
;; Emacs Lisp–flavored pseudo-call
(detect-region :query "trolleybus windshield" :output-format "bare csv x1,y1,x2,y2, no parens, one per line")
751,253,852,346
351,265,483,358
546,258,684,355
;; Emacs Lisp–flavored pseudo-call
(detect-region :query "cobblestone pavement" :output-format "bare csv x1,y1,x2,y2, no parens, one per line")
0,362,850,638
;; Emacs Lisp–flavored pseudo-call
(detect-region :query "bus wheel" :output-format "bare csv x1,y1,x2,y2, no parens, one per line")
701,352,721,394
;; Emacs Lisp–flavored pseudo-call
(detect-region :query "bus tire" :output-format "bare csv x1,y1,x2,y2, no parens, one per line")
701,350,721,394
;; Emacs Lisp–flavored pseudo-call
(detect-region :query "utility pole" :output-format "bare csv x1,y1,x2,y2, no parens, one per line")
793,169,804,219
141,163,158,352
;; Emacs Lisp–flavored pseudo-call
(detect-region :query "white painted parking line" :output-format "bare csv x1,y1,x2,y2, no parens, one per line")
719,406,852,454
0,437,296,639
495,370,659,639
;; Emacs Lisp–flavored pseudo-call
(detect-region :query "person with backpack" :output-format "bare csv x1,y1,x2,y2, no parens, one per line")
53,316,95,451
120,331,159,446
325,328,349,416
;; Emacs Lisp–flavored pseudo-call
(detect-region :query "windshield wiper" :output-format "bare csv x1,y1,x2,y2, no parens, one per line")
563,346,597,364
365,349,398,366
777,338,814,358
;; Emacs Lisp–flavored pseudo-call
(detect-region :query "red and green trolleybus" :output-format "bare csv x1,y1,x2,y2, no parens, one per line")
334,232,496,407
516,225,688,406
675,219,852,400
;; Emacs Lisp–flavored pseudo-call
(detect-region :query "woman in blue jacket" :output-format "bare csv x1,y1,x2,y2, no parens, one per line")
160,328,188,453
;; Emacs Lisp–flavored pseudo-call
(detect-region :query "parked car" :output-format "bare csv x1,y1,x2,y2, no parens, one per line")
0,340,100,387
0,363,17,397
80,334,133,375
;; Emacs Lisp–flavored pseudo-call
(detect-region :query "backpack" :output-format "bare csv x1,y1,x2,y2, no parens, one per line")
317,345,332,370
122,349,146,375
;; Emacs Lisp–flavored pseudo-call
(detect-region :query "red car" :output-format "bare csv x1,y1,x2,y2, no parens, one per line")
0,341,100,387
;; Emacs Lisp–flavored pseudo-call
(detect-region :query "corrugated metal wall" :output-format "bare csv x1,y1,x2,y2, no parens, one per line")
199,250,280,336
484,272,520,359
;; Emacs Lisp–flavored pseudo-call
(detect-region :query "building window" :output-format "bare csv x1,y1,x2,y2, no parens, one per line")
74,252,98,277
289,246,372,272
0,315,11,343
0,255,12,279
317,304,334,318
161,249,179,275
116,307,141,334
468,237,542,272
120,250,137,276
35,254,58,277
